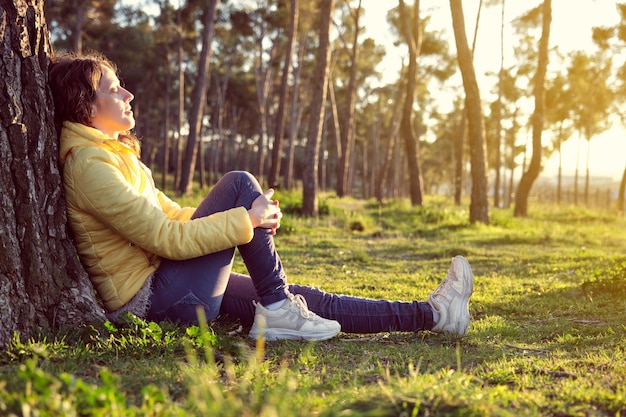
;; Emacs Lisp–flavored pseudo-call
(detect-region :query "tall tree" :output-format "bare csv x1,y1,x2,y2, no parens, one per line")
514,0,551,217
567,50,612,206
302,0,335,216
178,0,220,196
375,78,404,202
0,0,104,346
335,0,362,197
544,70,574,205
493,0,505,208
614,3,626,212
398,0,424,206
449,0,490,224
268,0,299,187
173,3,185,193
284,33,307,190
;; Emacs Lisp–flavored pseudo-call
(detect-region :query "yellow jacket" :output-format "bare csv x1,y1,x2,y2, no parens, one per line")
59,122,254,311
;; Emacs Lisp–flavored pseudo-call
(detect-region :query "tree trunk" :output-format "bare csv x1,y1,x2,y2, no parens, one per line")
618,164,626,213
494,0,505,208
375,78,404,202
162,51,171,191
584,137,591,206
72,0,84,53
173,4,185,191
454,107,466,205
268,0,298,188
557,130,562,204
253,38,276,180
399,0,424,206
336,1,361,198
0,0,105,346
514,0,551,217
284,34,306,190
302,0,334,216
449,0,490,223
178,0,219,196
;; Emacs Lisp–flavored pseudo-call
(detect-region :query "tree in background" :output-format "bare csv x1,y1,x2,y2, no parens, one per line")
566,50,613,206
335,0,362,198
544,70,574,205
514,0,551,218
617,3,626,213
267,0,299,188
492,0,505,208
302,0,335,215
449,0,490,224
0,0,104,346
178,0,220,196
398,0,425,206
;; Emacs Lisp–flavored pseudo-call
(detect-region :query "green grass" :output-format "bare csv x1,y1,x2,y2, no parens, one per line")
1,195,626,416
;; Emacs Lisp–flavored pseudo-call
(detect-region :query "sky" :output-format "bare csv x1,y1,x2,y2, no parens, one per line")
359,0,626,182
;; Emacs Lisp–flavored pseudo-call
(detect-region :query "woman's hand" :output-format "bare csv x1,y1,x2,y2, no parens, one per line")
248,189,282,234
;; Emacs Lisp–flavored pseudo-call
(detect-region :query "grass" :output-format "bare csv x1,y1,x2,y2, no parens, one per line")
1,193,626,416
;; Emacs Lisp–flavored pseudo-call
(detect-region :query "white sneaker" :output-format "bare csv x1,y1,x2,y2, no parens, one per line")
428,256,474,337
249,294,341,341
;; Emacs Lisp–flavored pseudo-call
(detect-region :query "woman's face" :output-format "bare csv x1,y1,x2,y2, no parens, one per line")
90,64,135,139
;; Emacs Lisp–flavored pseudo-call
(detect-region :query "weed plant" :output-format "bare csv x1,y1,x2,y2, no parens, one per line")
1,194,625,416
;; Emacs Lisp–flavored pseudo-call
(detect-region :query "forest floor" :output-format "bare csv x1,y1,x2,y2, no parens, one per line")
1,193,625,416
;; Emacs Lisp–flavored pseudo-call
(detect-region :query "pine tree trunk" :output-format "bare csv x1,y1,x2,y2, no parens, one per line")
450,0,490,223
302,0,334,216
618,164,626,213
178,0,219,196
514,0,551,217
0,0,105,346
375,78,403,202
268,0,298,187
284,35,305,190
399,0,424,206
336,2,361,198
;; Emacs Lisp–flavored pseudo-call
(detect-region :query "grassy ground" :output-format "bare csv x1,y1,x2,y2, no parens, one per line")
1,193,625,416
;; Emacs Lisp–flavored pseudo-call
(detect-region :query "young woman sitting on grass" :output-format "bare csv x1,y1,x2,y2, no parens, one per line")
48,51,475,342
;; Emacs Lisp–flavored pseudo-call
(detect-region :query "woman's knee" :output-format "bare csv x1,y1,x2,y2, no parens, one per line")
221,170,257,184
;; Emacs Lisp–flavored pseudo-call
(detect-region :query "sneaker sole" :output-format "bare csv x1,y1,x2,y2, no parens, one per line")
249,325,340,341
451,256,474,336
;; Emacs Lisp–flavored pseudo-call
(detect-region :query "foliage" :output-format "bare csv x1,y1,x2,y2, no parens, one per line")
2,199,626,416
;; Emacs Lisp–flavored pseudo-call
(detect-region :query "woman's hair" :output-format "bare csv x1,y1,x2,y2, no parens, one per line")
48,51,140,155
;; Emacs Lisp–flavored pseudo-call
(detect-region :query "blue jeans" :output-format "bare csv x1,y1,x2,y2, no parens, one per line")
147,171,434,333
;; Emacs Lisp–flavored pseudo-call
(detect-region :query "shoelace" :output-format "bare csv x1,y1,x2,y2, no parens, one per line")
433,273,456,299
289,294,313,318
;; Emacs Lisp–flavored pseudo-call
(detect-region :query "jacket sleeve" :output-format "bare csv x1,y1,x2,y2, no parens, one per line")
156,189,195,221
65,148,254,260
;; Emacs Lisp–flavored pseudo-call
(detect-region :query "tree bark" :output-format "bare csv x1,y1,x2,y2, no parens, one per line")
268,0,298,188
494,0,505,208
0,0,105,346
449,0,490,224
514,0,551,217
454,107,466,205
173,4,184,193
302,0,334,216
284,34,306,190
398,0,424,206
375,78,404,202
178,0,219,196
336,0,361,198
618,164,626,213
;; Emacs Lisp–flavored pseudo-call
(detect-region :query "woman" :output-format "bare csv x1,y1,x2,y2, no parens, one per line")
48,52,474,342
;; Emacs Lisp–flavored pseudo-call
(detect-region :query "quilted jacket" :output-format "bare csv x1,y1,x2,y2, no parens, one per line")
59,122,254,311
